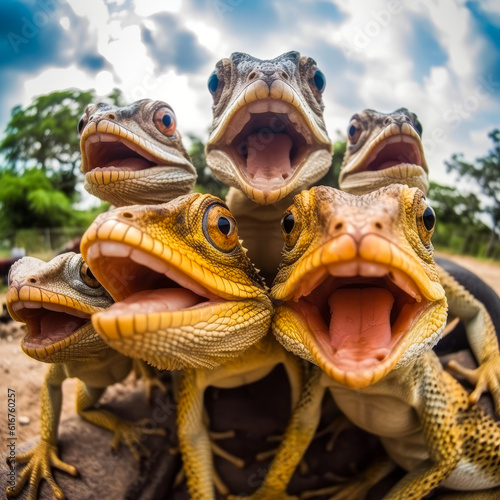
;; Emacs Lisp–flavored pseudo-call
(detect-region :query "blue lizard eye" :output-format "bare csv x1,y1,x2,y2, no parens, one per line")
208,72,219,94
347,118,362,144
162,114,172,128
413,120,423,137
313,70,326,93
422,206,436,231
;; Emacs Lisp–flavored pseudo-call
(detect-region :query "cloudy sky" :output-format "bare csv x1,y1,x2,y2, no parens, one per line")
1,0,499,190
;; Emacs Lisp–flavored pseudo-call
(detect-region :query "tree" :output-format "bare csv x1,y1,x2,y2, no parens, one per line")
446,129,500,257
0,88,124,200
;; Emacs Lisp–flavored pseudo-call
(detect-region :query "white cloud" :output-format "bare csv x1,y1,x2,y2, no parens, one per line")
134,0,182,16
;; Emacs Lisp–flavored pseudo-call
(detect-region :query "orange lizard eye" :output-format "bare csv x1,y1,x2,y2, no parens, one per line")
80,262,101,288
281,207,300,248
153,107,176,136
203,204,239,253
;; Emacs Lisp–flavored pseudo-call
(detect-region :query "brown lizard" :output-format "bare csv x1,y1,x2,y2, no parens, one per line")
79,99,197,206
205,51,332,277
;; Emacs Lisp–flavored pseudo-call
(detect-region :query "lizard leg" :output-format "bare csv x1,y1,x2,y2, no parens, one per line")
7,365,78,500
75,380,166,461
229,367,325,500
133,359,168,403
177,368,220,500
440,268,500,413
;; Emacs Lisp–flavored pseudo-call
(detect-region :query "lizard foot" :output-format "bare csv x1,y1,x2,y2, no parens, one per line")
446,357,500,414
6,440,78,500
143,375,169,403
110,418,167,461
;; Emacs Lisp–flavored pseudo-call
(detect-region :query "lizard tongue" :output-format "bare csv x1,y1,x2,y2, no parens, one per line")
328,288,394,359
246,133,292,181
103,288,204,315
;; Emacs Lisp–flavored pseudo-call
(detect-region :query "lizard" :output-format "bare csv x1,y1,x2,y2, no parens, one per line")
5,252,165,500
205,51,333,278
337,107,500,413
243,184,500,499
79,192,305,499
79,98,197,207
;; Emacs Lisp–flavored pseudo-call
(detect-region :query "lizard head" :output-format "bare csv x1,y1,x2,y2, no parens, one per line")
7,253,112,362
81,193,273,370
339,108,428,195
206,51,332,205
80,99,197,206
271,185,447,389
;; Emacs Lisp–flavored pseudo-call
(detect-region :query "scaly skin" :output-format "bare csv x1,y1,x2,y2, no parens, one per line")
259,185,500,499
79,99,197,206
6,253,165,500
81,193,302,498
205,51,332,276
338,107,500,413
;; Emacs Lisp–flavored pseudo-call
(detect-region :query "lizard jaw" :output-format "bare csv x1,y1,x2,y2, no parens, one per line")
6,287,103,361
272,236,447,389
81,120,196,205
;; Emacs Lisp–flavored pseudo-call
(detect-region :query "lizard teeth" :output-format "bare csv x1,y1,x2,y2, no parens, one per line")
99,242,131,257
387,269,422,302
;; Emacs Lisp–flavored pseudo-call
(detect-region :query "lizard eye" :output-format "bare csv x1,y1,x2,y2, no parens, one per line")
153,107,176,136
204,204,238,253
208,71,220,95
413,119,423,137
347,118,362,144
312,69,326,93
80,262,101,288
281,208,300,248
421,206,436,231
77,114,88,136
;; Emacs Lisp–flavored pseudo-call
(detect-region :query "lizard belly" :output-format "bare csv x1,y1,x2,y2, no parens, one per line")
329,385,429,471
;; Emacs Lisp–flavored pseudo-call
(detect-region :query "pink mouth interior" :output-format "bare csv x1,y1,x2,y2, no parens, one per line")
246,133,293,181
366,141,422,171
19,308,89,348
85,136,157,173
289,275,429,371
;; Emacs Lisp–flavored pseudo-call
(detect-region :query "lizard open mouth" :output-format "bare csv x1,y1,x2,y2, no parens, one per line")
272,236,446,388
82,205,272,370
207,81,331,204
7,287,95,359
80,119,195,182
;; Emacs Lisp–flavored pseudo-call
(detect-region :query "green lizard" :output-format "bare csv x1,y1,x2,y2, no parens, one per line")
205,51,333,277
6,253,165,500
244,184,500,499
79,99,197,206
80,193,304,499
338,107,500,413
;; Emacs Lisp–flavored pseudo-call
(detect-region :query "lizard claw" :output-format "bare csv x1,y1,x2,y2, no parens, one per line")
6,440,78,500
447,357,500,414
110,419,167,460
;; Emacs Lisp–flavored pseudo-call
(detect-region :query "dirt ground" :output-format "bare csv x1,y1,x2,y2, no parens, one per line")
1,253,499,445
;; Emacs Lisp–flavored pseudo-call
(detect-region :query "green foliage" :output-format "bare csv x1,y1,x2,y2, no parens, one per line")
446,129,500,256
314,140,346,188
188,134,228,198
0,88,124,200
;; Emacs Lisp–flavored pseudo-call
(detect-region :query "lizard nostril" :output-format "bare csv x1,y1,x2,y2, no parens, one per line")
375,222,383,230
121,212,133,219
278,70,289,80
248,71,258,81
107,113,116,120
334,222,343,230
28,277,37,284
